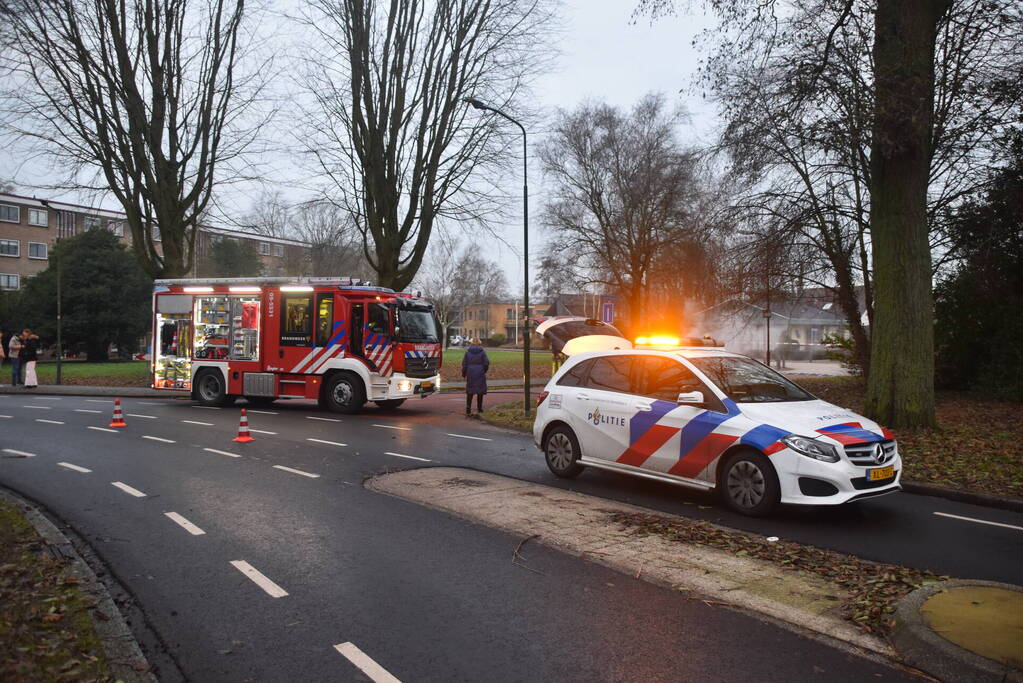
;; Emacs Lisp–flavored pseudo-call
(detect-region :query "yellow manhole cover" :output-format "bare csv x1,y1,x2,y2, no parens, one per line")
921,586,1023,668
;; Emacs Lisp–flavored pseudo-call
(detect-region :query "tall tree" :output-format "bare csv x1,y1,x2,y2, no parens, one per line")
197,237,263,278
1,0,266,278
540,94,709,334
300,0,553,291
22,228,152,360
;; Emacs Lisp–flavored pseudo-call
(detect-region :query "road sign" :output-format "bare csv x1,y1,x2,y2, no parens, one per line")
601,302,614,323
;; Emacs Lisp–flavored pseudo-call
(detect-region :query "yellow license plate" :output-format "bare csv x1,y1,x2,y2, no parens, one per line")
868,465,895,481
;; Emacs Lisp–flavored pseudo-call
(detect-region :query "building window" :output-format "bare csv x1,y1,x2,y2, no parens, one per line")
108,221,124,237
27,208,48,226
28,242,47,259
506,308,514,319
0,274,19,290
273,244,284,257
153,226,161,242
0,204,18,223
84,216,101,230
260,242,271,256
0,239,19,257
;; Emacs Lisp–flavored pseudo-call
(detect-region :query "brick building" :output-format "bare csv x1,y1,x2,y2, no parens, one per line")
0,192,311,289
454,301,548,345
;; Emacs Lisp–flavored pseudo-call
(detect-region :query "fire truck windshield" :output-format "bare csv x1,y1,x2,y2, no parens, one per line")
396,307,439,343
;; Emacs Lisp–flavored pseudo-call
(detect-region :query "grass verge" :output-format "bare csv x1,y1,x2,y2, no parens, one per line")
478,400,537,432
0,499,113,681
22,361,150,387
608,510,943,637
441,349,552,383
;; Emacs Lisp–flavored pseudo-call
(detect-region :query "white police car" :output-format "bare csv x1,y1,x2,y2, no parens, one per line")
533,317,901,516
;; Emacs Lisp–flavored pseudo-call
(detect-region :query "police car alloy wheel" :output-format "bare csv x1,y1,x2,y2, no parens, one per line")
544,426,584,478
720,450,780,517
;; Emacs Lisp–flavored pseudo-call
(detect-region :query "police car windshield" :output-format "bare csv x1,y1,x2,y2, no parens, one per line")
396,308,439,343
688,356,814,403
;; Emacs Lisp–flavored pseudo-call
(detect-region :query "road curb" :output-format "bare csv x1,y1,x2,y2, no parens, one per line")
901,481,1023,514
0,488,156,682
0,384,172,398
892,580,1023,683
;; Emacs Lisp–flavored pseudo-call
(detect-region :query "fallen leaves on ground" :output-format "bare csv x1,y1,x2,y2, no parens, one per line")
608,510,943,638
0,501,113,682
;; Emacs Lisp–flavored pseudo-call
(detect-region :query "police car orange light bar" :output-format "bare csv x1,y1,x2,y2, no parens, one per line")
635,336,680,346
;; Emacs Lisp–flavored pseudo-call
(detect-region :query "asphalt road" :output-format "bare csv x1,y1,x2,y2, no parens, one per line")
1,392,1017,681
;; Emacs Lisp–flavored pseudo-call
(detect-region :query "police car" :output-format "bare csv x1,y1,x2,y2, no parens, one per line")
533,317,901,516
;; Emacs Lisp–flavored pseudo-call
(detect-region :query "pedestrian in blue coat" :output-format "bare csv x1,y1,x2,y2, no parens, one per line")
461,338,489,417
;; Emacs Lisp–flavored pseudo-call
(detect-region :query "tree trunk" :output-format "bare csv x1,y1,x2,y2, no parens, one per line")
865,0,950,428
86,340,110,362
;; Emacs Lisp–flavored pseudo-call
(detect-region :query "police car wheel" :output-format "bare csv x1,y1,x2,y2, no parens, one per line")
375,399,406,411
543,426,584,478
720,450,780,517
324,373,365,414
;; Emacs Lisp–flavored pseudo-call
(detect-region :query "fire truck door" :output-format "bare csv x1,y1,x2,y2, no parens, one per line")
349,304,364,357
278,293,315,372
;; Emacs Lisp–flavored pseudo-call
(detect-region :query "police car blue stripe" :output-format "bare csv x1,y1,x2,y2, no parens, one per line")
816,423,885,443
740,424,791,450
676,399,741,461
628,400,677,445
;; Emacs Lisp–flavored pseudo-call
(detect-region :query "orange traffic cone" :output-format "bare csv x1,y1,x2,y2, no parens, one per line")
233,408,255,443
108,398,127,428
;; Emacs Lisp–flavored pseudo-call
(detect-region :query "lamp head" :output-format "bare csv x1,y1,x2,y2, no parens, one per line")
465,98,488,110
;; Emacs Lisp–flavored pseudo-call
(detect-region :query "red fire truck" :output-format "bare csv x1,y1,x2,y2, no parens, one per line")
151,277,442,413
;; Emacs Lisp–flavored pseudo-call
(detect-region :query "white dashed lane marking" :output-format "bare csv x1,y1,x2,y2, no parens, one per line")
192,406,221,410
85,399,109,404
334,642,401,683
384,452,431,462
3,448,36,457
307,416,341,422
182,420,214,426
142,435,175,444
111,481,147,498
165,512,206,535
128,414,158,419
87,426,120,433
74,409,102,414
36,419,64,425
23,405,51,409
246,409,278,415
33,397,62,401
307,438,347,447
204,448,242,458
0,415,13,418
373,424,411,431
934,512,1023,532
272,465,320,479
249,429,277,435
229,560,288,598
445,433,492,442
58,462,91,473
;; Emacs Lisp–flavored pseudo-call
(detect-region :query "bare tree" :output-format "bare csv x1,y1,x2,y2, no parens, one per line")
540,94,711,334
1,0,269,278
242,189,294,239
291,200,374,279
299,0,553,291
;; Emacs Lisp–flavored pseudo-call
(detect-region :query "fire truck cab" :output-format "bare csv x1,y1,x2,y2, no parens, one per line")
151,277,442,413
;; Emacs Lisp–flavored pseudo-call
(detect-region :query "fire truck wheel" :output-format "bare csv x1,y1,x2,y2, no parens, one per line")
374,399,406,411
195,370,235,407
324,372,365,414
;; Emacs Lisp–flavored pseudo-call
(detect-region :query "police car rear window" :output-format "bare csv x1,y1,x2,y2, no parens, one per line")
557,359,594,387
584,356,633,393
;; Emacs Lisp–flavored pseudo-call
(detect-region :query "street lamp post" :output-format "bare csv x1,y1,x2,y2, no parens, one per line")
465,98,531,416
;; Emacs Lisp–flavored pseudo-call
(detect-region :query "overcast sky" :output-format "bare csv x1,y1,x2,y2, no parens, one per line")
4,1,720,291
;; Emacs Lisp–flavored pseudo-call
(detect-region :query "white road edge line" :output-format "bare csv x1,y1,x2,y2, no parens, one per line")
445,433,492,442
203,447,242,458
372,424,411,431
74,409,102,413
307,438,347,447
36,419,65,425
3,448,36,457
306,416,341,422
142,435,176,443
58,462,91,473
87,426,120,433
249,429,277,435
334,642,401,683
165,512,206,535
246,409,278,415
272,465,320,479
933,511,1023,532
128,414,158,419
181,420,214,426
111,481,147,498
384,452,431,462
229,560,288,598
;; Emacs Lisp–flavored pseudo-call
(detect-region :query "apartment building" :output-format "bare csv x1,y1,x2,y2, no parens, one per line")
454,301,548,345
0,192,311,289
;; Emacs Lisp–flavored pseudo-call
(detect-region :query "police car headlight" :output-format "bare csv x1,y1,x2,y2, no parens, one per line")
781,435,841,463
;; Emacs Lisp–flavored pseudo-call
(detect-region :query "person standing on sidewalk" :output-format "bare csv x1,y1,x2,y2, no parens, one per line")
19,329,39,388
8,331,23,386
461,337,489,417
